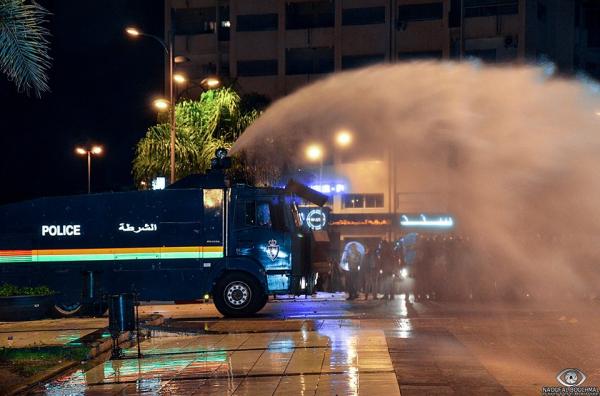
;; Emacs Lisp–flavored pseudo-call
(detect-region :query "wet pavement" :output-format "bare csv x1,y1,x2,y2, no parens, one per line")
23,296,600,395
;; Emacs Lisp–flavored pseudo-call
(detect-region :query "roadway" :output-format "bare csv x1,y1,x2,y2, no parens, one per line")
29,295,600,395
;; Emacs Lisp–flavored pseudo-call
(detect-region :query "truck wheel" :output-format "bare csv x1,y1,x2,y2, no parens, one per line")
257,293,269,312
213,272,265,317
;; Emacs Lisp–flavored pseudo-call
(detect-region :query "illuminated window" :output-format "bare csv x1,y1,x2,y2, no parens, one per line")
174,8,216,35
218,6,230,41
342,194,384,209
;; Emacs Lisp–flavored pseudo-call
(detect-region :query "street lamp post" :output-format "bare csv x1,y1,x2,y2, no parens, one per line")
76,146,103,194
126,26,176,184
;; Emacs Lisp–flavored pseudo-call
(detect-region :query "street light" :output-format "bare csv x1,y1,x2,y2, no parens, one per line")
75,145,103,194
335,129,353,147
175,76,221,101
306,144,323,162
201,76,221,89
153,98,170,111
125,25,176,184
173,73,187,84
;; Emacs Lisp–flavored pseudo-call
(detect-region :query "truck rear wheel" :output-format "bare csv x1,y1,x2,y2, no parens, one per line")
213,272,265,317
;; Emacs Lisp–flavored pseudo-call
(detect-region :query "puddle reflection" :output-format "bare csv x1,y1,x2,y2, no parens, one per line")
38,323,400,395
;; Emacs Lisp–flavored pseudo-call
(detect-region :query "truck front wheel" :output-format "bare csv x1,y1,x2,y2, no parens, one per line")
213,272,265,317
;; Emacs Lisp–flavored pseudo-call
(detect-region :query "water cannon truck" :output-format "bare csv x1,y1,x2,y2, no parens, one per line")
0,151,327,317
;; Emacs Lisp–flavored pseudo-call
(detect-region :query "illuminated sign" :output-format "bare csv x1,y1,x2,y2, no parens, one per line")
400,214,454,229
299,207,329,230
118,223,157,233
329,219,389,226
305,209,327,230
310,183,346,194
41,225,81,237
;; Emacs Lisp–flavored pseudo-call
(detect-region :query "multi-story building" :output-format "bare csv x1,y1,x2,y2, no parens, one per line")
164,0,599,252
166,0,598,98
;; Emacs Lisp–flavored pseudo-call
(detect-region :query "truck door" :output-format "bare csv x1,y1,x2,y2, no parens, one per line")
234,197,291,282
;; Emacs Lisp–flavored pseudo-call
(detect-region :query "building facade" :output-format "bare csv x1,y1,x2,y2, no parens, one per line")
164,0,599,251
165,0,599,99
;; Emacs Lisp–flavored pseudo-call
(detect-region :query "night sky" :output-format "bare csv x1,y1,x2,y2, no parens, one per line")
0,0,164,204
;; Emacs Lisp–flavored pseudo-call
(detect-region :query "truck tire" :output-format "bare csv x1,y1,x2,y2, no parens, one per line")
213,272,266,317
257,293,269,312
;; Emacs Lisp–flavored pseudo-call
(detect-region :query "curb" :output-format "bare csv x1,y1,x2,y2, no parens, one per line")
7,360,80,396
6,314,165,396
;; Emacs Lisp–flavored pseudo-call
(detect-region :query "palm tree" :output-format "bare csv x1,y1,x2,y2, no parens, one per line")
133,87,261,185
0,0,51,97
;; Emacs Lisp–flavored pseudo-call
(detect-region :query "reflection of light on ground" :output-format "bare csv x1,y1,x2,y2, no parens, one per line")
346,336,359,394
396,318,413,338
299,374,308,395
56,333,84,344
134,377,162,393
99,351,227,382
44,370,86,395
396,295,413,338
268,338,294,353
398,294,408,316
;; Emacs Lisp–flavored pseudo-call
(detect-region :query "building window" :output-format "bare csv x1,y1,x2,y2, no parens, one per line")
449,0,462,27
398,50,443,60
237,13,278,31
536,2,547,22
218,6,230,41
342,194,384,209
464,0,518,18
173,8,216,35
465,48,497,62
286,47,334,75
342,54,385,70
398,3,443,23
585,62,600,80
342,7,385,26
237,60,278,77
584,3,600,48
286,1,334,30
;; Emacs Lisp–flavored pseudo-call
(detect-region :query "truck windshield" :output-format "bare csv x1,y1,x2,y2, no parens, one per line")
290,202,302,229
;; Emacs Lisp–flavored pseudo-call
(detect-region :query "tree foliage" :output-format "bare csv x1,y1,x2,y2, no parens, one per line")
0,0,51,97
133,87,262,185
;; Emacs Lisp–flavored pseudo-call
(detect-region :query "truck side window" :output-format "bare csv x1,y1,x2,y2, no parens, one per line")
270,202,287,232
244,202,256,226
256,202,271,227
